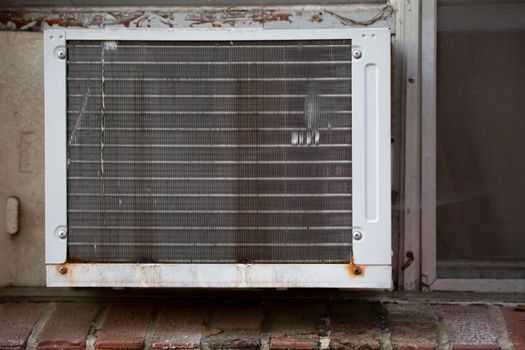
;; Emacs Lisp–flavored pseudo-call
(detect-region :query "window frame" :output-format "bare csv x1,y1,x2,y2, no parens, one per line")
414,0,525,293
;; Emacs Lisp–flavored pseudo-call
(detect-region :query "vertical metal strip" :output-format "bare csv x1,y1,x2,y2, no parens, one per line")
399,0,423,290
421,0,438,290
45,30,68,263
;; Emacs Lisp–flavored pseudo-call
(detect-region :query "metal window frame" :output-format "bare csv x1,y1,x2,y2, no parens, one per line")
418,1,525,293
391,0,423,291
45,28,391,288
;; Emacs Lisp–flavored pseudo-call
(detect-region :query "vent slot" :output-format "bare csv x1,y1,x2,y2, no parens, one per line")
66,40,353,263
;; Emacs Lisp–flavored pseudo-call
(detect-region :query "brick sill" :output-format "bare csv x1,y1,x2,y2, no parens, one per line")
0,289,524,350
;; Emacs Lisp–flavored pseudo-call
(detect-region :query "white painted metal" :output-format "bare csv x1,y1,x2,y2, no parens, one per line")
46,264,392,288
45,30,68,264
45,28,392,288
350,28,391,266
51,28,387,41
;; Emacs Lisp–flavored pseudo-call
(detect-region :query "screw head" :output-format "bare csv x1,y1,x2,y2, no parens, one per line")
56,47,66,59
58,265,68,275
55,226,68,239
352,49,362,59
353,231,363,241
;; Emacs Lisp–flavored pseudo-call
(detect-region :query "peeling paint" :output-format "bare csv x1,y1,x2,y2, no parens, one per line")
325,4,393,27
0,5,395,31
185,9,293,27
310,13,323,23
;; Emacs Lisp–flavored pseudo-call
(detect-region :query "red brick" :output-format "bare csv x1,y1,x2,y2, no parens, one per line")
270,302,324,350
501,307,525,350
330,302,382,350
203,303,263,349
0,303,45,350
151,304,203,350
37,303,99,350
438,305,499,350
386,303,438,350
96,303,154,350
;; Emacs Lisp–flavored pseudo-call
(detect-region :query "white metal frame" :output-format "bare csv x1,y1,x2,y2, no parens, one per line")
45,28,391,288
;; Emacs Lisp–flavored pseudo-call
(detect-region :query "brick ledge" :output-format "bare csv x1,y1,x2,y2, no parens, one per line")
1,300,524,350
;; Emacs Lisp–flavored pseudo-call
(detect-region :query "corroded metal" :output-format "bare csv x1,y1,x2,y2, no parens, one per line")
46,263,392,288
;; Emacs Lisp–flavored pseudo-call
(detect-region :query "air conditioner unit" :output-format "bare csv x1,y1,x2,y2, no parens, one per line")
45,28,391,288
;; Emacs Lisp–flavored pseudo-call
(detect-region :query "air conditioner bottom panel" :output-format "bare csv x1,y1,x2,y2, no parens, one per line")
46,263,392,289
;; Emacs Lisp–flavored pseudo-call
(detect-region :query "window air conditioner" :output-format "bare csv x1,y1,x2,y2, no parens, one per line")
45,28,391,288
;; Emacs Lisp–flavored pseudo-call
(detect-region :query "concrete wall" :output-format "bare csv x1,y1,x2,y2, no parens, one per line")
0,32,45,286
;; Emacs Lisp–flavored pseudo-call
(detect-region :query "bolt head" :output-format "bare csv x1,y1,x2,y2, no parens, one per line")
353,231,363,241
352,49,362,59
55,226,68,239
56,47,66,59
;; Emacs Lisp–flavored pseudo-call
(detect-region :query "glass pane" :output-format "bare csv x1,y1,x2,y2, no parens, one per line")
437,2,525,279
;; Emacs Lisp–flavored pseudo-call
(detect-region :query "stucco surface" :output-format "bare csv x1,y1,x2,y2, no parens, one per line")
0,31,45,286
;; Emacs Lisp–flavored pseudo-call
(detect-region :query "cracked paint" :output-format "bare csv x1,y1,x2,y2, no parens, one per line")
0,5,395,31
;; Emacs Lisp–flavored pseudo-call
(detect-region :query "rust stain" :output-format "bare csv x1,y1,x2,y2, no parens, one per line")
270,12,292,22
1,5,393,31
0,10,145,30
0,13,41,31
45,17,67,26
186,10,251,27
346,263,366,277
57,265,68,275
254,11,292,23
45,13,93,28
259,0,264,26
55,264,78,284
310,13,323,23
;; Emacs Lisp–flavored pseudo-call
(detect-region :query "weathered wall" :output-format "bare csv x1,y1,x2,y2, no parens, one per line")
0,5,393,31
0,31,45,286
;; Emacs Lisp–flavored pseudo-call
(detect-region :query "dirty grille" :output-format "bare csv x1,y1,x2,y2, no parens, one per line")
66,39,352,263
